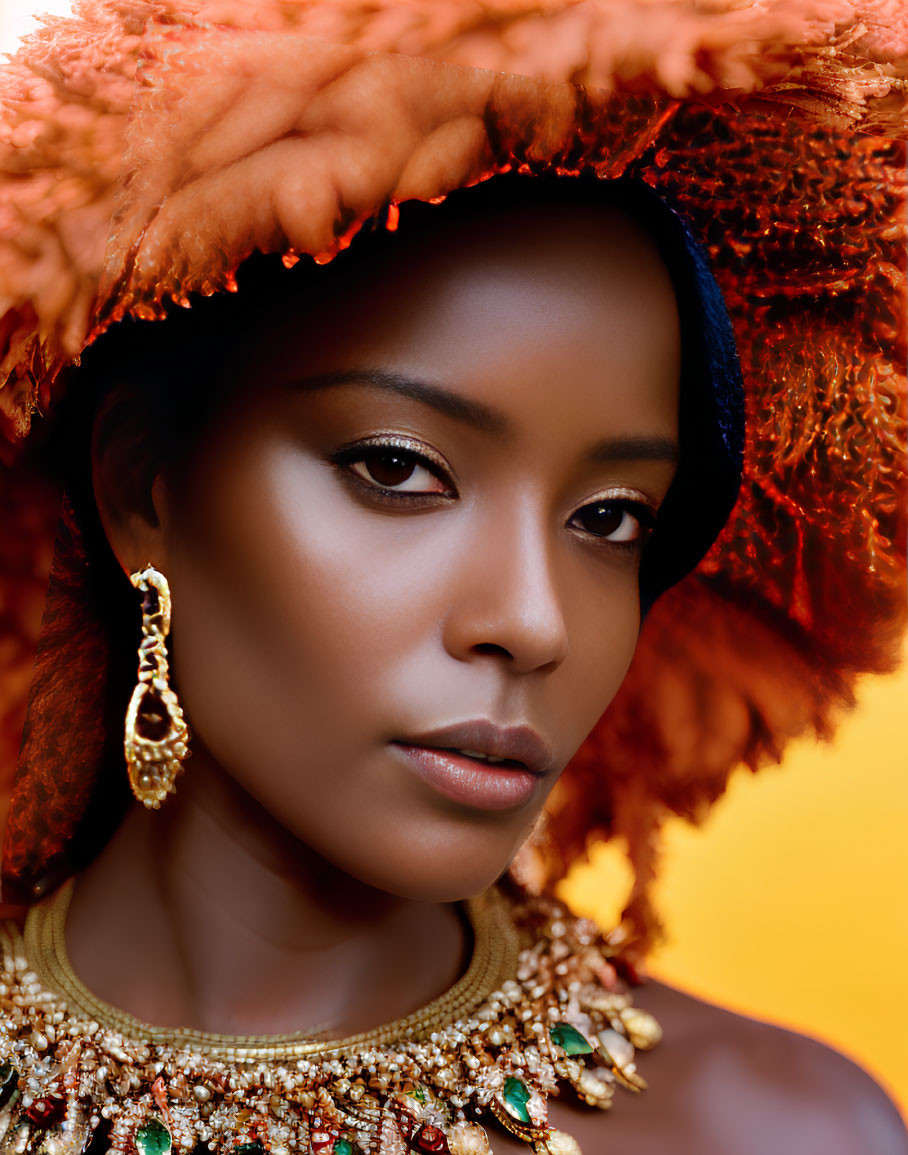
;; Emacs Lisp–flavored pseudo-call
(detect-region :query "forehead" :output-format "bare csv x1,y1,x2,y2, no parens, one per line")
258,201,681,438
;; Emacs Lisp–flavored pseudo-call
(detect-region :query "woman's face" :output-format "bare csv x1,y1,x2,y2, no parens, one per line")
136,201,681,901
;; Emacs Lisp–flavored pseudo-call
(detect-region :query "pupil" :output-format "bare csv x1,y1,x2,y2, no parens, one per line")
369,453,415,487
581,503,623,536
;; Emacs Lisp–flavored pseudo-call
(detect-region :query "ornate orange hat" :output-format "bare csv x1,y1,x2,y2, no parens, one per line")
0,1,905,952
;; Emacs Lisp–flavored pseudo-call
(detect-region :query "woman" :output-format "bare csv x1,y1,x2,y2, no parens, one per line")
0,3,905,1154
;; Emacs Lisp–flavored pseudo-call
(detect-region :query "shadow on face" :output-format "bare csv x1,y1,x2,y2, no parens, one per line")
92,193,681,901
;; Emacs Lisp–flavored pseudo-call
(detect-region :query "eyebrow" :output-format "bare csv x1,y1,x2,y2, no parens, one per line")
291,368,679,465
585,435,679,465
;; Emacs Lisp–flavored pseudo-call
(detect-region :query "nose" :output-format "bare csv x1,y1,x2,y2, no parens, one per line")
441,495,570,674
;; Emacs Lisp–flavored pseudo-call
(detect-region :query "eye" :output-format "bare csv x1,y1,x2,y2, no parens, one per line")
350,449,443,493
570,497,655,547
331,438,456,498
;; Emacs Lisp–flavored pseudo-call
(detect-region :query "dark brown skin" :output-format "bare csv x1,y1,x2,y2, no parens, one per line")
529,982,908,1155
71,202,907,1152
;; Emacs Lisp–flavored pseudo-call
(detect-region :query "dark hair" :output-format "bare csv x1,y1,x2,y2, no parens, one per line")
56,172,745,612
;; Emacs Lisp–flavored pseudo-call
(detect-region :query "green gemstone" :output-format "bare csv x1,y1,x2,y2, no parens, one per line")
411,1085,427,1104
135,1119,171,1155
550,1022,593,1055
502,1076,532,1124
333,1142,354,1155
233,1147,264,1155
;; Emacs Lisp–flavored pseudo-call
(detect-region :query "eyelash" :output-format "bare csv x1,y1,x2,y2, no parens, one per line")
329,438,657,550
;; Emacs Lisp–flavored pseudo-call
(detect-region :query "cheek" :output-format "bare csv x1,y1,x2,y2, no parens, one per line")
557,577,640,751
164,436,429,769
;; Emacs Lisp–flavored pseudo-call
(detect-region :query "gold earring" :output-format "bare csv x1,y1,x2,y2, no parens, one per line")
124,565,191,808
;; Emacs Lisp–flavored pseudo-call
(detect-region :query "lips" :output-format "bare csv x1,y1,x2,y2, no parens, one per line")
390,745,542,811
393,719,554,777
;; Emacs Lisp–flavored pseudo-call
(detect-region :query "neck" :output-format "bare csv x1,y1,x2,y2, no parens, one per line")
65,753,470,1037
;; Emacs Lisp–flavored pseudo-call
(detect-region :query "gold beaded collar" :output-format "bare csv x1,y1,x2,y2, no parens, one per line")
22,880,517,1061
0,882,661,1155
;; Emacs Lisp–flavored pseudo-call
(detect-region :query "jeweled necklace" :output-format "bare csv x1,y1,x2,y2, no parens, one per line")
0,881,661,1155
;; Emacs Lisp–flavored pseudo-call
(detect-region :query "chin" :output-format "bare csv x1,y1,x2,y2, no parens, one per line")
360,874,506,905
314,828,526,904
244,766,541,903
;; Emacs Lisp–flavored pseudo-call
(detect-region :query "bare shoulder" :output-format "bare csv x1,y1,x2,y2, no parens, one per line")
543,980,908,1155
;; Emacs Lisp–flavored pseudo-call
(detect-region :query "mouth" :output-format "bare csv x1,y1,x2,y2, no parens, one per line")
416,745,528,769
390,742,542,811
392,719,554,778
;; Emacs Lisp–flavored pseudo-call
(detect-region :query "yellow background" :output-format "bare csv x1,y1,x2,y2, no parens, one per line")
563,649,908,1116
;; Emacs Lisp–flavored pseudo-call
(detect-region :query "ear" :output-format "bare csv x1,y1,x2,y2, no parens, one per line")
90,390,172,579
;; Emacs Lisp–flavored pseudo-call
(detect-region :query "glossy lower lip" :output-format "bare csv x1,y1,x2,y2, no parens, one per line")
391,743,540,811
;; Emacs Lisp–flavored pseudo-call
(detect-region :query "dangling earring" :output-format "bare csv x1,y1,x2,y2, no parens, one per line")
124,565,191,809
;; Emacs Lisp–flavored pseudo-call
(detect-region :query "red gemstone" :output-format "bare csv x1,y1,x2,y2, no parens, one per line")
310,1131,333,1153
25,1097,66,1128
415,1124,450,1153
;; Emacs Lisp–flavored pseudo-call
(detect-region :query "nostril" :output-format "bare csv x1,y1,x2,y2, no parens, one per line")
473,642,512,657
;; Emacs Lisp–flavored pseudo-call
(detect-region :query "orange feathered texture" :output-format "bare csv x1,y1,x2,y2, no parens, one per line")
1,0,906,444
0,1,904,950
